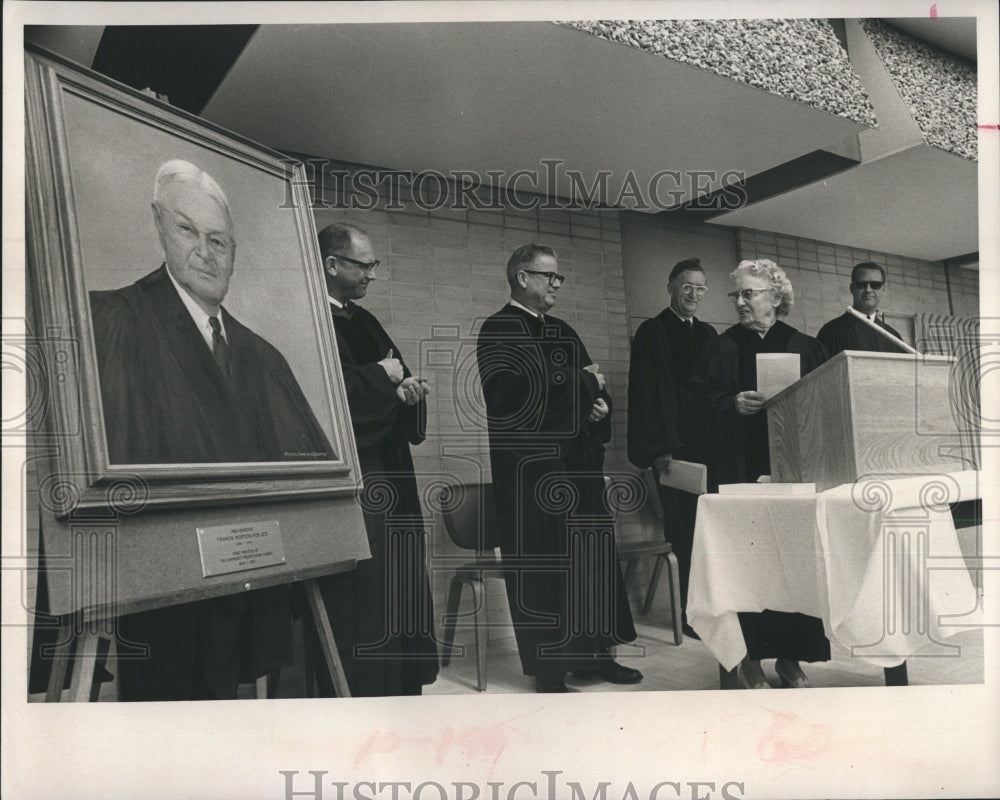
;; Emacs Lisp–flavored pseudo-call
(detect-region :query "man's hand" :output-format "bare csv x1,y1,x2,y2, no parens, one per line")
588,397,609,423
583,363,606,392
396,376,430,406
653,453,673,475
378,349,404,385
735,390,766,416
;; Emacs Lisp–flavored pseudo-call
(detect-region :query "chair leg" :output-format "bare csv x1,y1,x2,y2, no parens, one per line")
622,556,639,587
665,551,683,645
469,579,488,692
441,576,466,667
642,553,665,615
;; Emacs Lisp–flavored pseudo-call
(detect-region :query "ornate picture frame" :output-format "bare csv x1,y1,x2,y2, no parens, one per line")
24,45,361,516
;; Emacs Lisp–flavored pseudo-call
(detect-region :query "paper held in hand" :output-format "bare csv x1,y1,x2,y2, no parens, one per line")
756,352,800,399
657,459,708,495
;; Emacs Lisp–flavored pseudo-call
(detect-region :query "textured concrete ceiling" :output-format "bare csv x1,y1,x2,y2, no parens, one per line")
201,22,867,209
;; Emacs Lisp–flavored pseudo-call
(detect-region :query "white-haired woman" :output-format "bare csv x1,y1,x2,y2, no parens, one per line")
682,259,830,689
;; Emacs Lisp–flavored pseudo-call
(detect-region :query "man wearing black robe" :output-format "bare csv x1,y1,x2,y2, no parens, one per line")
314,222,438,696
88,160,332,700
627,257,716,638
817,262,907,356
477,243,640,693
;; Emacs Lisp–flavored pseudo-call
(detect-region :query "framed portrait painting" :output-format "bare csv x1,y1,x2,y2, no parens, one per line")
24,44,361,516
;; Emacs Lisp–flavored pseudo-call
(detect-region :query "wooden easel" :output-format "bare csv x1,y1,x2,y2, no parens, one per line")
31,481,370,703
43,577,352,701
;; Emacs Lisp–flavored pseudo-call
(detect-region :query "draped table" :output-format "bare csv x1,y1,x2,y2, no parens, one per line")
687,471,982,685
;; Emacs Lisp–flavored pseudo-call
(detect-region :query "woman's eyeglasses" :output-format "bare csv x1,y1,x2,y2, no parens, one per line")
726,288,772,303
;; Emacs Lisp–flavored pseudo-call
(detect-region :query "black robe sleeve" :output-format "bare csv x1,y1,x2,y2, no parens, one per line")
333,309,428,452
680,333,744,489
626,317,678,468
477,312,608,455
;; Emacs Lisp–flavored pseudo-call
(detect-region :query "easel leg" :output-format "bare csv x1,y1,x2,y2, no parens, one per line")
44,622,74,702
45,623,110,702
67,630,101,702
304,578,352,698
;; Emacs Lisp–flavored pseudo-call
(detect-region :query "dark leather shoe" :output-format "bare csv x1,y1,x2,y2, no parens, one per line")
534,676,568,693
574,661,643,684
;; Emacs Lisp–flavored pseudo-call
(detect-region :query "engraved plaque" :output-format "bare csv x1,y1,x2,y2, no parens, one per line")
196,520,287,578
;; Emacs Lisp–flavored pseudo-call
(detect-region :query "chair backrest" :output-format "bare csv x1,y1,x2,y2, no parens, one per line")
438,482,501,555
604,472,664,524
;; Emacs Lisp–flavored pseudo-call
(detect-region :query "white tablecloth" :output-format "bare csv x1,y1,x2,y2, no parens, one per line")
687,471,983,671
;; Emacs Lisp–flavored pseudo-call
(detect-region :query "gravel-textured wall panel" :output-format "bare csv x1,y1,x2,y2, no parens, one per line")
560,19,876,127
861,19,977,161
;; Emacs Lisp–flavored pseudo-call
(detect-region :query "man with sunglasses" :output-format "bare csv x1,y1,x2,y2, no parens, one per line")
312,222,438,697
626,257,717,640
478,243,640,693
817,262,907,356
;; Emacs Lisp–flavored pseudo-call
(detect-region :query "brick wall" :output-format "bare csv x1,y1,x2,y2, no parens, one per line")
735,227,980,338
307,160,633,485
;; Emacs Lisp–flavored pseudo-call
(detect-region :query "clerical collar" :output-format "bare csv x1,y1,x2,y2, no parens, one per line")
509,298,544,318
668,307,694,325
165,265,225,350
328,296,345,309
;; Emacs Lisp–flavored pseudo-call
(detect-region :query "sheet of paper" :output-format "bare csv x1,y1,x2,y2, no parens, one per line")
756,352,800,398
657,459,708,495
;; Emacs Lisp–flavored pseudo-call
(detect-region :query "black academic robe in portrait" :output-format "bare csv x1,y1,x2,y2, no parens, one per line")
314,301,438,696
681,320,831,662
90,266,332,465
626,309,716,620
477,304,636,678
83,265,333,700
816,311,906,357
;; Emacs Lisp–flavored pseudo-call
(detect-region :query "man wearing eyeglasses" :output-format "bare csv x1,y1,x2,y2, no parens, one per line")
84,160,333,700
626,257,717,640
312,222,438,697
817,262,907,356
477,243,640,693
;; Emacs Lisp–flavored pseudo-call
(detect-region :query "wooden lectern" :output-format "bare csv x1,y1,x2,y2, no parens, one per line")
765,351,969,491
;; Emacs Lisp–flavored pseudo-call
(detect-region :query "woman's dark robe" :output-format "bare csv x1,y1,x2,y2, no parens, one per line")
682,320,832,662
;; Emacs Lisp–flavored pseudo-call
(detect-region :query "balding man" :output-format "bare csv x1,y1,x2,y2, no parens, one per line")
88,159,332,700
313,222,438,696
477,243,640,693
